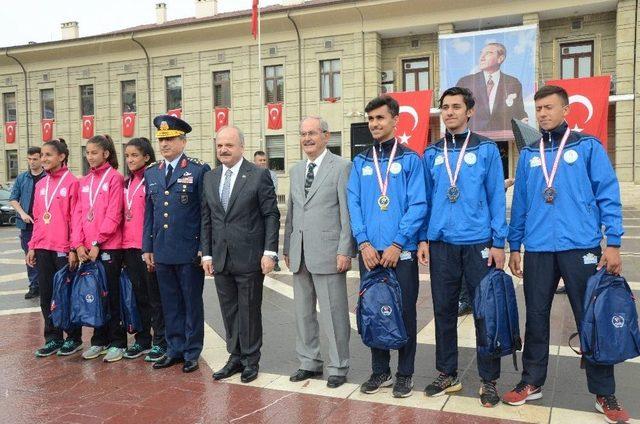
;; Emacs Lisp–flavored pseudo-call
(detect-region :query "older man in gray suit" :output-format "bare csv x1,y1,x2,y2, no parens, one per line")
283,116,355,389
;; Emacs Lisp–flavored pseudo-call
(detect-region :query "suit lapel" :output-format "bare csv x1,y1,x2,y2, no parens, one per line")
225,159,251,214
210,166,223,210
304,151,334,204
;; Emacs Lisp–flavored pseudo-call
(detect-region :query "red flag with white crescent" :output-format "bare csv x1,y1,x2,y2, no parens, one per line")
41,119,54,142
4,121,16,143
251,0,259,39
215,107,229,131
388,90,433,155
546,76,610,148
122,112,136,138
267,103,282,130
82,115,94,139
168,108,182,119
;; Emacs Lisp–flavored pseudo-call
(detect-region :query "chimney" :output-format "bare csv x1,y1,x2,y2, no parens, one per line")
61,22,79,40
195,0,217,19
156,3,167,25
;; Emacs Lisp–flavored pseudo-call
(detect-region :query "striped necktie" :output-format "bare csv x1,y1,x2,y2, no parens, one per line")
304,162,316,197
221,168,233,211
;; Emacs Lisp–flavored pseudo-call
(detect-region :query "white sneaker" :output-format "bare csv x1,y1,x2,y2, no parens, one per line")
82,345,107,360
103,347,125,363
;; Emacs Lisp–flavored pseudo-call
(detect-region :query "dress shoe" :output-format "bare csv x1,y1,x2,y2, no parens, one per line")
182,359,199,373
241,365,259,383
289,369,323,382
152,355,183,369
327,375,347,388
213,362,244,380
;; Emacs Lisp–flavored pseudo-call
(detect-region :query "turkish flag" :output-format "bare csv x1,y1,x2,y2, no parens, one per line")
82,115,94,139
251,0,259,39
215,107,229,131
168,108,182,118
267,103,282,130
388,90,433,155
4,121,16,143
546,76,610,148
41,119,54,142
122,112,136,138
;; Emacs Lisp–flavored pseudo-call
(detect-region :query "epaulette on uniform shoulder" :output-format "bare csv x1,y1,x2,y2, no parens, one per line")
187,156,205,166
146,161,161,169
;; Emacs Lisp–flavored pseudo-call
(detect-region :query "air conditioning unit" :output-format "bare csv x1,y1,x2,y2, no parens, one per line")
381,70,394,83
381,83,394,94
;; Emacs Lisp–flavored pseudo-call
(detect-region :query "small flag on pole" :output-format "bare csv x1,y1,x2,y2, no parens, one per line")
251,0,259,39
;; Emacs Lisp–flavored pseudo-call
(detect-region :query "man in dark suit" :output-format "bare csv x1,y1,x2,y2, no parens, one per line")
143,115,211,373
201,125,280,383
456,43,528,133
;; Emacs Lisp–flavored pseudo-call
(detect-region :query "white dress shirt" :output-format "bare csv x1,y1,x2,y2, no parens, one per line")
305,148,328,177
164,154,183,176
483,70,501,114
203,157,277,262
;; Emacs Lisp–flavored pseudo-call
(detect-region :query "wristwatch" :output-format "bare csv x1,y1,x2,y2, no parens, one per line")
269,255,279,263
91,241,100,248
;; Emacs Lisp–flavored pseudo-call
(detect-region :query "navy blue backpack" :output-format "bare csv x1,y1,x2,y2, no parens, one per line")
119,268,143,334
50,264,78,332
570,269,640,365
356,267,408,350
473,268,522,369
70,261,109,328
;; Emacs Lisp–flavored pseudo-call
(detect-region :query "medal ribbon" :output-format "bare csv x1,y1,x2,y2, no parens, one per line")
88,167,112,210
372,140,398,199
44,170,69,212
125,176,145,212
539,126,570,189
443,130,471,187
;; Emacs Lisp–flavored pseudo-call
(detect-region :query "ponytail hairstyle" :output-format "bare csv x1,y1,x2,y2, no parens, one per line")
87,134,119,169
43,138,70,166
126,137,156,166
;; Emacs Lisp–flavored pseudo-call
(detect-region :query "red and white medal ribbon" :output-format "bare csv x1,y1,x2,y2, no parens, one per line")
125,177,145,220
372,140,398,210
443,131,471,188
43,171,69,224
539,126,570,191
87,167,111,221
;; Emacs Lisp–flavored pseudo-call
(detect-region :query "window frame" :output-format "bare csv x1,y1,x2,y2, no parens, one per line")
213,70,231,108
402,57,430,92
6,150,19,180
121,80,137,113
320,59,342,101
2,92,16,123
264,65,284,105
40,88,55,119
265,134,285,172
165,75,183,111
79,84,95,117
560,40,594,79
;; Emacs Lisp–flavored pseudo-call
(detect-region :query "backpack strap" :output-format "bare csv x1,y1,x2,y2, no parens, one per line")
501,272,520,371
568,332,587,369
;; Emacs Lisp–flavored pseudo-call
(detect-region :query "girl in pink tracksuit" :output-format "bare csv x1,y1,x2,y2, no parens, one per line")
72,134,126,362
27,139,84,357
121,137,167,362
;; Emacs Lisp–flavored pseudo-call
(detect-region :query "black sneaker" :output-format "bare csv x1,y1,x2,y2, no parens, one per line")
393,375,414,398
479,380,500,407
24,287,39,300
124,343,151,359
57,339,82,356
360,372,393,394
424,373,463,397
144,345,166,362
457,301,472,316
35,339,63,357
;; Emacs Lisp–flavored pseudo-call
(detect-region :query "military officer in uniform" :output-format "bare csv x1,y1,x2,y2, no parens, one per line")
142,115,211,373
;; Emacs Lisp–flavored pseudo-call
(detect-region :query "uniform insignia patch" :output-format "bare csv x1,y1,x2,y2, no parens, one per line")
529,156,542,168
362,165,373,176
434,155,444,166
583,253,598,265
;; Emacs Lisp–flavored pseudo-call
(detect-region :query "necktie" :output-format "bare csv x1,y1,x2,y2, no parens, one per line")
221,168,233,211
486,75,495,98
304,162,316,197
165,163,173,186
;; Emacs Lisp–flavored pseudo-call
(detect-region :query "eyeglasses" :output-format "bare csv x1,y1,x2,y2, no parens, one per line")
299,130,326,138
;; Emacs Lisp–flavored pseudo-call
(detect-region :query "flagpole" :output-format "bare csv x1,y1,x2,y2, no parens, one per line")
258,4,264,150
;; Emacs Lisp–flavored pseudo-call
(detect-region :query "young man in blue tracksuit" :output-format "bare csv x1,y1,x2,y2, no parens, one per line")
348,95,427,398
417,87,508,407
503,85,629,424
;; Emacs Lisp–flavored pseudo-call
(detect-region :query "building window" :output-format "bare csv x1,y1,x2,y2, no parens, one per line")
320,59,341,100
265,135,285,171
264,65,284,104
80,84,94,116
213,71,231,107
560,41,594,79
81,146,89,175
3,92,16,122
121,80,136,113
328,131,342,156
165,76,182,110
6,150,18,179
41,88,54,119
402,58,429,92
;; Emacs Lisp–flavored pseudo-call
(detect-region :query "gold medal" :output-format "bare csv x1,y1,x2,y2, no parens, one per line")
378,195,390,211
43,211,52,224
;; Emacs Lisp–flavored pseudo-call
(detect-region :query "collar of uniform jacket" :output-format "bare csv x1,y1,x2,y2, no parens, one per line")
540,121,569,143
372,137,396,156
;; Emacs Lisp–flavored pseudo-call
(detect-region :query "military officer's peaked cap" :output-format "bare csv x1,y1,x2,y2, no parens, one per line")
153,114,192,139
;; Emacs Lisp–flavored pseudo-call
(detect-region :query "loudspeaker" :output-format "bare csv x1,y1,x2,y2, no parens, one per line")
350,122,374,159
